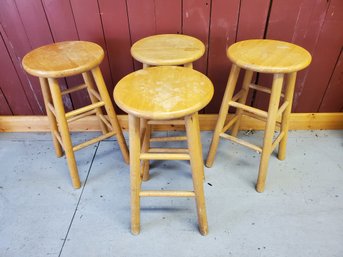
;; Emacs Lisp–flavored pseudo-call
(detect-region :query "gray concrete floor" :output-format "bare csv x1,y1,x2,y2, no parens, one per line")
0,130,342,257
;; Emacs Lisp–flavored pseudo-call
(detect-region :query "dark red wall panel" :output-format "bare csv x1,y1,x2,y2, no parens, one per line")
205,0,240,112
0,33,33,115
0,0,342,115
182,0,211,74
319,49,343,112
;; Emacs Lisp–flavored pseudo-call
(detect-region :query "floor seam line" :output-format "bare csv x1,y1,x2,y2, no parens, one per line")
58,142,100,257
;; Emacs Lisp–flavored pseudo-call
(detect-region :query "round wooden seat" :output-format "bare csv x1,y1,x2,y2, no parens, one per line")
22,41,104,78
227,39,312,73
113,66,213,120
130,34,205,66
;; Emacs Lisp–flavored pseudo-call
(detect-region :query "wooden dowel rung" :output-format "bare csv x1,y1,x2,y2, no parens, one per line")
150,136,187,142
61,84,87,95
140,153,190,160
148,119,185,125
98,114,113,130
47,103,56,117
220,132,262,153
65,102,105,119
271,131,285,153
231,90,243,102
67,109,97,123
139,190,195,197
222,115,239,133
229,101,268,118
53,130,64,149
148,148,189,153
88,88,101,101
277,101,289,117
249,83,285,97
72,131,116,151
242,112,281,127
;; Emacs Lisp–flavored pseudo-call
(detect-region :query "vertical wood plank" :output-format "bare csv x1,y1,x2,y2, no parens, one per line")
98,0,133,85
319,49,343,112
0,33,33,115
0,88,12,115
70,0,114,94
0,1,43,114
155,0,182,34
126,0,156,70
236,0,270,41
295,0,343,112
254,0,329,112
182,0,211,74
205,0,240,113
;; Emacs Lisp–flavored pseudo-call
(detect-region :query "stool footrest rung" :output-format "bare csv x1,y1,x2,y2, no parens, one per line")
231,90,243,102
242,112,281,127
65,101,105,119
140,153,190,160
139,190,195,197
98,114,113,130
67,109,97,123
229,101,268,118
148,119,185,125
277,101,289,117
222,115,239,133
271,131,285,153
150,136,187,142
88,88,102,101
61,84,88,95
148,148,189,153
73,131,116,152
53,130,64,149
220,132,262,153
249,83,285,98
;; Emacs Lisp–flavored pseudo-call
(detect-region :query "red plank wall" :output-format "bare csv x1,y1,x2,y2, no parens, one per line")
0,0,342,115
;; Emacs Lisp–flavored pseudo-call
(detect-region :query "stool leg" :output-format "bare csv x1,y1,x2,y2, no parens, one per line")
184,63,193,69
39,77,63,158
91,67,129,164
128,114,141,235
231,70,254,137
185,112,208,235
206,64,241,167
82,71,108,135
256,74,284,193
140,118,151,181
278,72,297,161
48,78,81,189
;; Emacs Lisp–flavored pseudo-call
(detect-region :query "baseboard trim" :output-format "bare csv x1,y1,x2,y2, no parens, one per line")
0,113,342,132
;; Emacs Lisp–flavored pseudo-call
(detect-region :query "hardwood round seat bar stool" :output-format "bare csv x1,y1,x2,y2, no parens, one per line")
22,41,129,189
206,39,311,192
113,66,213,235
131,34,205,181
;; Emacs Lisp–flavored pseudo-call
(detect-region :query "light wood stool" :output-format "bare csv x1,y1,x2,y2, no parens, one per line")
131,34,205,180
22,41,129,189
113,66,213,235
206,39,311,193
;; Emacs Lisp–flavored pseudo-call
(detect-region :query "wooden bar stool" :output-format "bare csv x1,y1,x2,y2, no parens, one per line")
206,39,311,193
22,41,129,189
113,66,213,235
131,34,205,180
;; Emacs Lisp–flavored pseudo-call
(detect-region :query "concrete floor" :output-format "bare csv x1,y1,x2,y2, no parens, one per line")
0,130,342,257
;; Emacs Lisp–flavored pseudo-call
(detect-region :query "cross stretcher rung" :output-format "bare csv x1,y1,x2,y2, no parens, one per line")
229,101,268,118
61,84,88,95
148,148,189,153
220,132,262,153
150,136,187,142
140,153,190,160
139,191,195,197
72,131,116,152
65,101,105,119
